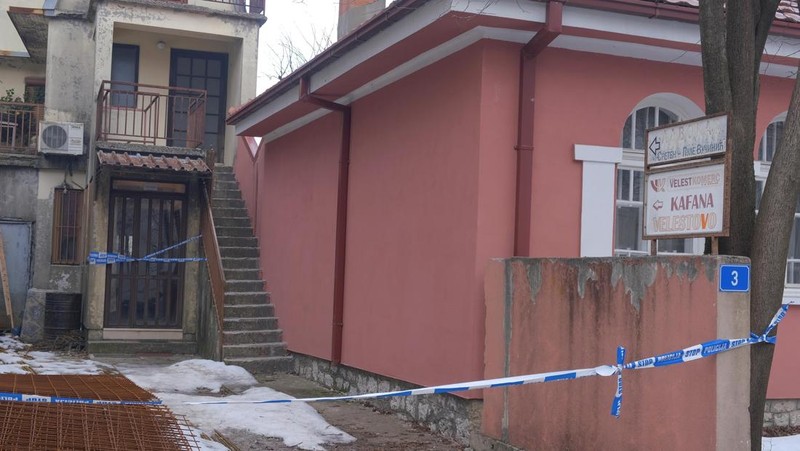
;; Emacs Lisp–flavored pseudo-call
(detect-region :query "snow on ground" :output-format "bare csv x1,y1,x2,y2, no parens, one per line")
0,334,354,450
763,435,800,451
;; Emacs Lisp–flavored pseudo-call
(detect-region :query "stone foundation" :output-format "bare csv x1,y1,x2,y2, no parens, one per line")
764,399,800,427
292,353,482,446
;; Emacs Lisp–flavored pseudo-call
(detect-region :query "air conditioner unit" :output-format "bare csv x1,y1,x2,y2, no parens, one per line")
38,122,84,156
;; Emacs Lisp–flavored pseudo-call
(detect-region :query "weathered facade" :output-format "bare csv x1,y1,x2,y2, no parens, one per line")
0,0,265,355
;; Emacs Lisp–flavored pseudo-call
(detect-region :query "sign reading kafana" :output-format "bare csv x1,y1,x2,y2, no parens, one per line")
643,163,727,238
642,114,730,240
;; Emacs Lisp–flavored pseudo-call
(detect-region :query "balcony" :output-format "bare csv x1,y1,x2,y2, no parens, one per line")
96,81,207,149
0,102,44,155
160,0,265,15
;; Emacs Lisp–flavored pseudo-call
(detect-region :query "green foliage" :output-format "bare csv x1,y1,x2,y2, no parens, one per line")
0,88,23,103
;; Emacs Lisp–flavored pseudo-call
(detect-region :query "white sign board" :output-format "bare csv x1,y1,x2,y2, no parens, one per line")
643,163,727,239
646,114,727,167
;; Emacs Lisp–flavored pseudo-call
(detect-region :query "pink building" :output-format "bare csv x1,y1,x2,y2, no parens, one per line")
227,0,800,442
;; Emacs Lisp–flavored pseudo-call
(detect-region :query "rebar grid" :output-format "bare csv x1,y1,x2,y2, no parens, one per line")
0,375,200,450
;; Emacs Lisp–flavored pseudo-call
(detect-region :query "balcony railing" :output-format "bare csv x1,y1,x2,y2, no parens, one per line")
161,0,264,14
97,80,206,148
0,102,44,155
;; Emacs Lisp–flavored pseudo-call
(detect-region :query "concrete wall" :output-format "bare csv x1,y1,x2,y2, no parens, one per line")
0,60,45,98
483,257,750,451
0,167,36,221
31,169,85,292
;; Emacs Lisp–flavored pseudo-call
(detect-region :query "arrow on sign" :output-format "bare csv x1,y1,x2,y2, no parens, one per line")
653,200,663,210
649,137,661,155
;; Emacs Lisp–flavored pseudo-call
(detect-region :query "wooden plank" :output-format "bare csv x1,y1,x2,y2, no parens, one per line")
0,230,14,329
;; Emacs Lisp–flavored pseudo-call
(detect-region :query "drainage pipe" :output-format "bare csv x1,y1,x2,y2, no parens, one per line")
299,77,350,366
514,1,563,256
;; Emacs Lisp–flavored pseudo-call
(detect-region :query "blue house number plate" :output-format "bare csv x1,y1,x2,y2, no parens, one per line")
719,265,750,292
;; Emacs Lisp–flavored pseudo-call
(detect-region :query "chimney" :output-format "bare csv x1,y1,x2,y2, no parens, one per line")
337,0,386,40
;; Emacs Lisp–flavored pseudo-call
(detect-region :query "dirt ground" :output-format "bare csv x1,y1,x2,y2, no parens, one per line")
228,373,463,451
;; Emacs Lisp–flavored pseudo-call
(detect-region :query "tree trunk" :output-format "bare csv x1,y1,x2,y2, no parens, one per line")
749,65,800,450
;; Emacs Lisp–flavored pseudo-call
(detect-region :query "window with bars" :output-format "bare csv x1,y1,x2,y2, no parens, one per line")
615,105,694,256
52,188,84,265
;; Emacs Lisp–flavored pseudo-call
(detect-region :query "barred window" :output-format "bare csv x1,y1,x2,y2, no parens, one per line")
52,188,83,265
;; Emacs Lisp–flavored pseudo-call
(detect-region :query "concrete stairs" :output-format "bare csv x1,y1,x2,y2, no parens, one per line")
211,166,291,374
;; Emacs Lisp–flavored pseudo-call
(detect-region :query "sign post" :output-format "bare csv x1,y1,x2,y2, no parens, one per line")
642,113,731,254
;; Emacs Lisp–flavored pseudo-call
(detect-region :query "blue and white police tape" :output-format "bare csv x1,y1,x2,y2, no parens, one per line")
0,391,161,406
185,305,790,417
0,306,787,412
88,235,206,265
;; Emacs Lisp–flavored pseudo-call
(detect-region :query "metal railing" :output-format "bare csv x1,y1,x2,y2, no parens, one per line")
201,173,226,357
160,0,264,14
0,102,44,155
96,80,206,148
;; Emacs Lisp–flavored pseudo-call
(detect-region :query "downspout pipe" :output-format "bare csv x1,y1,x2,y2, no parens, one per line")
514,1,563,256
299,77,351,366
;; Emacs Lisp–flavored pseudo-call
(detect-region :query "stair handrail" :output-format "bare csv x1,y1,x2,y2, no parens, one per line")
201,178,226,358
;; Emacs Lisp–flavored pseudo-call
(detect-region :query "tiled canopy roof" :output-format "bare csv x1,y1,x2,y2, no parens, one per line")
657,0,800,22
97,151,211,173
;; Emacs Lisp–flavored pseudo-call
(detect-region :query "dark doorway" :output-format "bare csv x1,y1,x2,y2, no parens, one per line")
104,180,187,329
170,49,228,161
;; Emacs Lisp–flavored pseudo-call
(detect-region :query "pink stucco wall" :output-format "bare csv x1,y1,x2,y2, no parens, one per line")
341,41,518,390
235,115,342,359
484,257,750,450
768,308,800,398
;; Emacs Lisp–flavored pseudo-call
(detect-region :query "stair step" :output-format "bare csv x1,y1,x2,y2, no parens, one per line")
223,329,283,344
213,198,245,208
214,180,239,189
225,268,261,280
214,166,233,173
214,189,243,200
225,292,270,305
224,303,274,318
226,280,265,292
215,217,251,228
223,317,279,331
223,342,287,358
212,207,250,219
219,246,259,258
217,236,258,247
216,226,253,238
224,356,292,374
221,257,259,269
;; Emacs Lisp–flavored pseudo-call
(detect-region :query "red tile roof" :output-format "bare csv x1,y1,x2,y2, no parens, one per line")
97,151,211,173
660,0,799,22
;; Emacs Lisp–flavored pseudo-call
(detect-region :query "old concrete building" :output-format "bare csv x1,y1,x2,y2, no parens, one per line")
1,0,285,369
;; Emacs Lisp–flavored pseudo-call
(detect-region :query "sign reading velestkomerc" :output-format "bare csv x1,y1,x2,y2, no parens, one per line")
645,115,727,167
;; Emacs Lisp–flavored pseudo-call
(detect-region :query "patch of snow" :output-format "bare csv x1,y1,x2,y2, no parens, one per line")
763,435,800,451
118,359,258,393
24,351,108,375
182,425,229,451
158,387,355,451
0,336,354,451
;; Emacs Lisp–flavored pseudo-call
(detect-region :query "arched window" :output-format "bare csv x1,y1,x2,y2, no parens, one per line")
758,117,785,162
614,95,703,256
755,115,799,284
